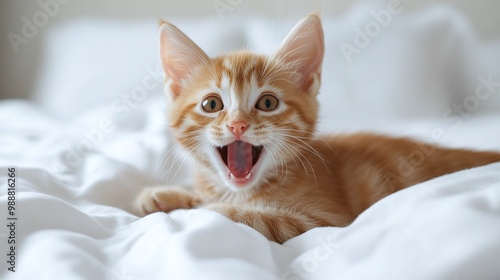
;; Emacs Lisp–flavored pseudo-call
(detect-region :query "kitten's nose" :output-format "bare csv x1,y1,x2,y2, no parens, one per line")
227,121,249,139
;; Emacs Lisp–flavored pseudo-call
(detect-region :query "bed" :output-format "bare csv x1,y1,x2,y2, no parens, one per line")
1,3,500,279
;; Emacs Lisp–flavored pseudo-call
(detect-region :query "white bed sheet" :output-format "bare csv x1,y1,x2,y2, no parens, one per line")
2,3,500,280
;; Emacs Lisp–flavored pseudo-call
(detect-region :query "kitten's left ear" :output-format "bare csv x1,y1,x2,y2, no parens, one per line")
274,14,324,93
159,21,210,98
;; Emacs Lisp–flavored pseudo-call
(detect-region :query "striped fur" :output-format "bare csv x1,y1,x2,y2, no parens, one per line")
134,14,500,243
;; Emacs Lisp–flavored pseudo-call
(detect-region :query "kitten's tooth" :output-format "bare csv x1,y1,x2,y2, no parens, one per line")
230,172,251,182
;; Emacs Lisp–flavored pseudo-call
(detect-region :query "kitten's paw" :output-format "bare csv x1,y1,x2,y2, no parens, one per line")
134,186,200,216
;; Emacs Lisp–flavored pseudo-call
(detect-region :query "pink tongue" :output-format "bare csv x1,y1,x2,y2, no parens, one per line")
227,141,253,178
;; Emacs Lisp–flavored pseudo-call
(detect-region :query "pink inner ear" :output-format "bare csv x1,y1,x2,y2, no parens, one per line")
274,14,324,91
159,22,210,98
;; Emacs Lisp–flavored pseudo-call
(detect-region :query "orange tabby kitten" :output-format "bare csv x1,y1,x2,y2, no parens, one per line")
135,14,500,243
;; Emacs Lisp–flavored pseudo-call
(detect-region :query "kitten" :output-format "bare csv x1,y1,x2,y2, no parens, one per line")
134,14,500,243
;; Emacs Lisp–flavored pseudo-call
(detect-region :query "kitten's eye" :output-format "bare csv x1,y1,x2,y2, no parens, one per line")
201,96,224,112
255,94,279,111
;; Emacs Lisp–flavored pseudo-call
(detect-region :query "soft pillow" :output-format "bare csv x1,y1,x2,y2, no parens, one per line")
31,4,500,121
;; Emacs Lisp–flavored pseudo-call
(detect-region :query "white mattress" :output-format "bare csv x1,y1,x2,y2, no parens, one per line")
1,3,500,279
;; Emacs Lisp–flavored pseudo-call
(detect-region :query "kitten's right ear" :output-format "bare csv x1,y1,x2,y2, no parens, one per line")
159,21,210,98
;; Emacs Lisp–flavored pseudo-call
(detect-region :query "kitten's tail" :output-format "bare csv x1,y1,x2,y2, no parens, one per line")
394,139,500,188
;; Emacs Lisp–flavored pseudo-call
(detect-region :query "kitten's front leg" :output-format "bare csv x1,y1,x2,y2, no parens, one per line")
206,203,318,243
134,186,201,216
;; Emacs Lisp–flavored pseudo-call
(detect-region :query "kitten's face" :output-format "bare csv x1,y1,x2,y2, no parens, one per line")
160,15,324,192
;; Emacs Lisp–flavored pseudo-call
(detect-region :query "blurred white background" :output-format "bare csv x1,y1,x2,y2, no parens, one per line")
2,0,500,101
3,4,500,280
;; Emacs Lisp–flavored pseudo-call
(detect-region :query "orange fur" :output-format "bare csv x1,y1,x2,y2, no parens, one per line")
134,14,500,243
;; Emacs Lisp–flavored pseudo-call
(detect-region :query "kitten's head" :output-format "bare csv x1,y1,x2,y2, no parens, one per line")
160,14,324,192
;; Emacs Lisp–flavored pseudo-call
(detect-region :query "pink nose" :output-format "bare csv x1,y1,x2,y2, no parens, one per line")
227,121,249,138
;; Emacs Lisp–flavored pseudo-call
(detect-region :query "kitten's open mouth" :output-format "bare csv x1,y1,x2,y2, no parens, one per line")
216,141,264,186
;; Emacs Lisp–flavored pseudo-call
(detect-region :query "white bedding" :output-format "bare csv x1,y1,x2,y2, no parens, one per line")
2,3,500,280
